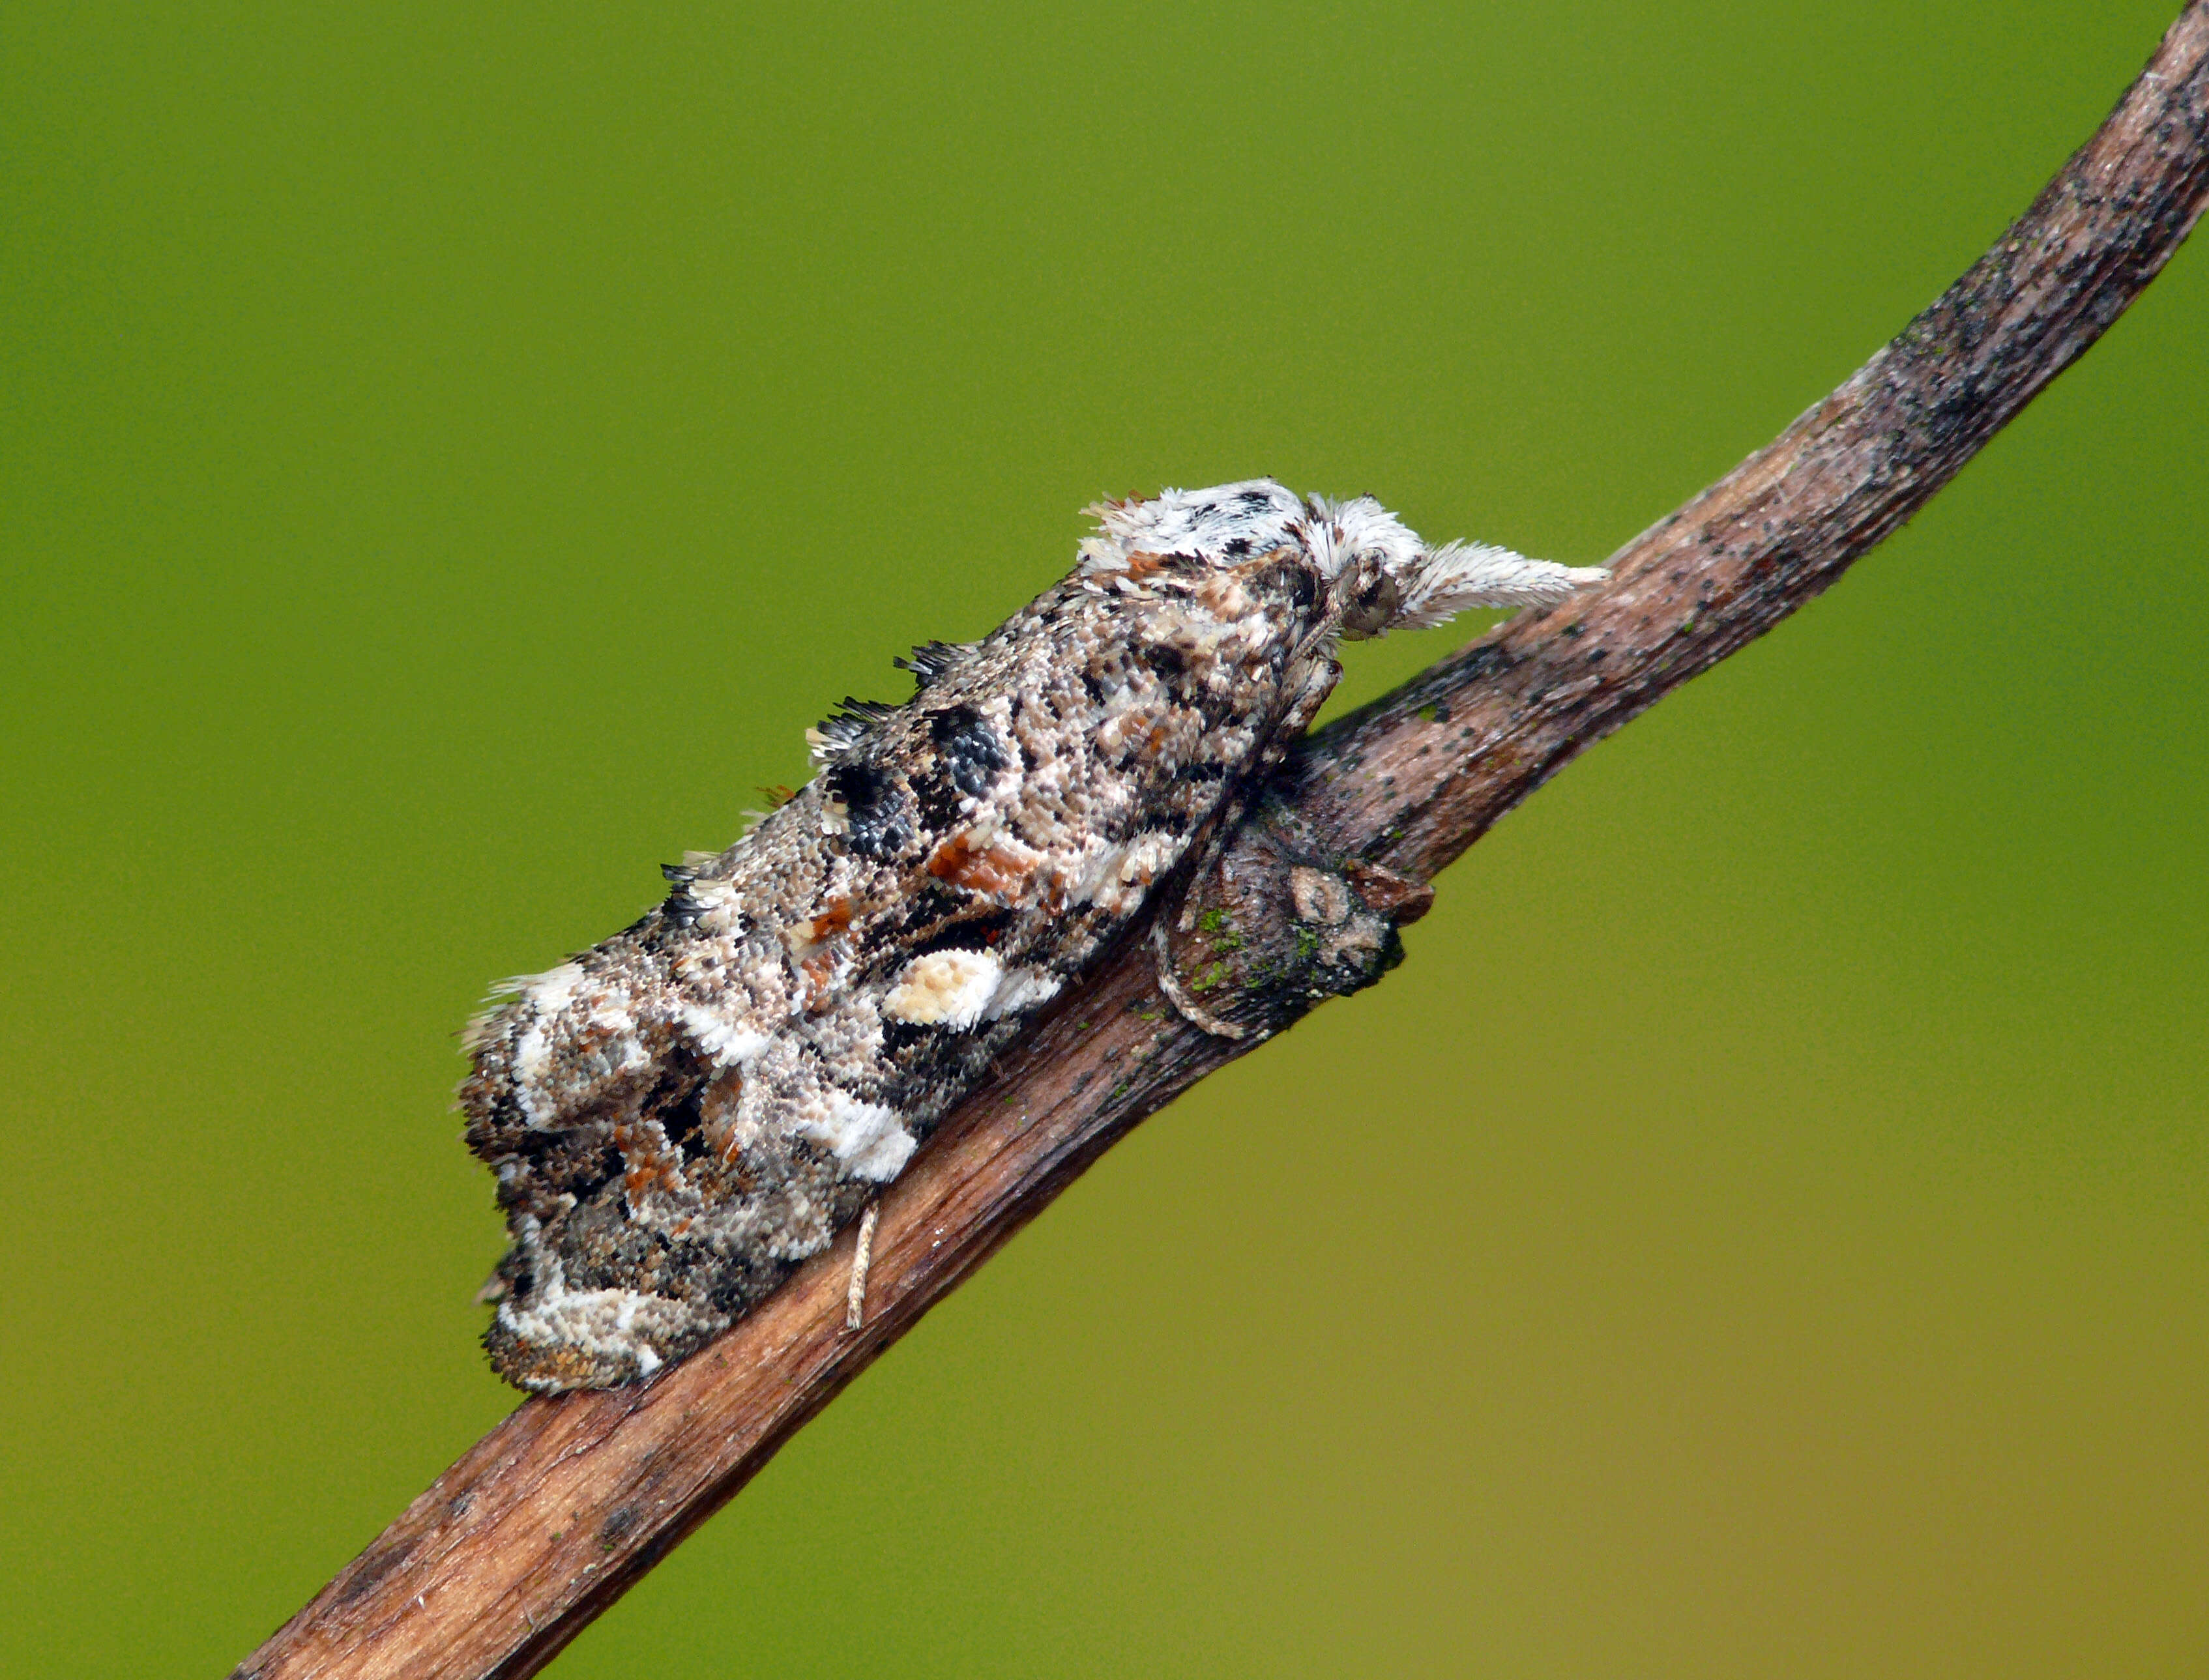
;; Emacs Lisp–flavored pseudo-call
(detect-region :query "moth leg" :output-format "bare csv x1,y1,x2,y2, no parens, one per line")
1152,916,1249,1041
843,1200,881,1332
1152,781,1266,1036
1173,654,1339,936
1152,762,1267,1039
1153,652,1342,1040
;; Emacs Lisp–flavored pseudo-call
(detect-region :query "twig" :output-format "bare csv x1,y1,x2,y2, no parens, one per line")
233,9,2209,1677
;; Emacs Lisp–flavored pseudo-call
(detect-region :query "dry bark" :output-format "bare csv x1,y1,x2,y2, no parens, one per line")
235,8,2209,1676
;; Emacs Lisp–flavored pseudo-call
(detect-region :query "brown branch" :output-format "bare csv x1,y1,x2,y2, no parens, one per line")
235,10,2209,1677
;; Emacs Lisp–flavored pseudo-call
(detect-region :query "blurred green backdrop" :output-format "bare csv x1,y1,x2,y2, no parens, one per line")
3,2,2203,1675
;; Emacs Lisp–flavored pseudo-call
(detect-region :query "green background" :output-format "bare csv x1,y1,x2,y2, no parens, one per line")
4,2,2203,1674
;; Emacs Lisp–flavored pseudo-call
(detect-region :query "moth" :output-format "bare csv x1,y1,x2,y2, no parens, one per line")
461,480,1603,1390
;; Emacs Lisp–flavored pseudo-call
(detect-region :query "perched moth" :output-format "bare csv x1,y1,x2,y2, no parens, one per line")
461,480,1603,1390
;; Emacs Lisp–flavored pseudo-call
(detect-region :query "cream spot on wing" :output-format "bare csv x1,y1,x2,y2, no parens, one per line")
883,948,1002,1029
804,1094,917,1182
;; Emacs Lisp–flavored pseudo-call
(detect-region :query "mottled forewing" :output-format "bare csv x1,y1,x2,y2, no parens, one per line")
461,546,1323,1388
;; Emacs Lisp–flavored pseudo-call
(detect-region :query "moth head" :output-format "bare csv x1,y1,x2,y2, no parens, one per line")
1311,494,1609,639
1079,478,1604,639
1310,497,1431,639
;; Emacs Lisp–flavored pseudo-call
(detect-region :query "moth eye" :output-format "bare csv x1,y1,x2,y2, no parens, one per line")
1338,570,1402,639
